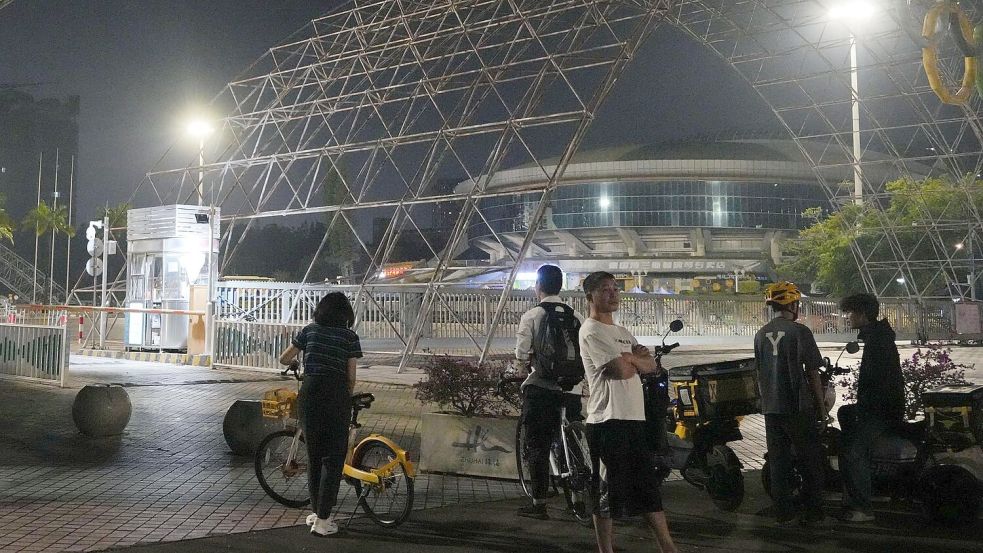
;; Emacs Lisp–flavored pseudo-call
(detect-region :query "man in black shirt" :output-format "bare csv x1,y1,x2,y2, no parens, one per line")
837,293,904,523
754,281,827,527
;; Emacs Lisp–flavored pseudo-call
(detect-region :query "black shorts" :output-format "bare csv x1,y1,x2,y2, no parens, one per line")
586,419,664,519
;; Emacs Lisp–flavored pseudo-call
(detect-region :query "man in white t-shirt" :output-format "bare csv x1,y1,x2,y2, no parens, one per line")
579,271,678,553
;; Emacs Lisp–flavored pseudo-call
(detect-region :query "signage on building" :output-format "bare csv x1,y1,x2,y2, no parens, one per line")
559,259,762,273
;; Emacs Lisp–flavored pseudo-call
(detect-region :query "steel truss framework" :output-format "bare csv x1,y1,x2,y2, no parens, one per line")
131,0,982,363
0,242,66,303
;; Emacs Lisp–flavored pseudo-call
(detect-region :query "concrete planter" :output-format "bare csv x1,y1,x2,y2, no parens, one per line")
419,412,518,479
72,384,132,437
222,399,279,456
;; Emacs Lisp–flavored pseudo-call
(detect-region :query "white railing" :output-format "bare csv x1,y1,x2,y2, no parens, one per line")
213,320,304,371
216,283,955,343
0,322,69,387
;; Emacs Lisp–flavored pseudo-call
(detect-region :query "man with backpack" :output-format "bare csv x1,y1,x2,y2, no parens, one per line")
514,264,585,520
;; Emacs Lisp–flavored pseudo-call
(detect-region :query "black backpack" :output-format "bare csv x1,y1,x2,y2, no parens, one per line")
532,302,584,390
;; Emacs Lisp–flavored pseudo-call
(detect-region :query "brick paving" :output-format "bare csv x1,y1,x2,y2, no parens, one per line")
1,344,980,552
0,356,523,553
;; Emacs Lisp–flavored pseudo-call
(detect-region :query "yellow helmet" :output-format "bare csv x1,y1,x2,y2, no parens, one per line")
764,281,802,306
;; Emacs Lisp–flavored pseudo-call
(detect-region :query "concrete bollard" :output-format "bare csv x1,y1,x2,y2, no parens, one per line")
223,399,279,456
72,384,132,437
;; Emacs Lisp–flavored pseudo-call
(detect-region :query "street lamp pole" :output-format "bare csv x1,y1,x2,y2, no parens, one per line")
198,136,205,206
830,2,874,206
849,33,863,206
186,118,215,358
970,231,977,301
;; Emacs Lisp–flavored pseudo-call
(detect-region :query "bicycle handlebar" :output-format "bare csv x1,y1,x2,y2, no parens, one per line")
281,361,302,380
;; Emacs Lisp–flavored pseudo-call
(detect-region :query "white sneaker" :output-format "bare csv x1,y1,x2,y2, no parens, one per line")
311,517,339,537
306,513,318,527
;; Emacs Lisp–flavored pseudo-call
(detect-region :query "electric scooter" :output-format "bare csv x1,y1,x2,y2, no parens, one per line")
761,342,983,524
643,320,760,511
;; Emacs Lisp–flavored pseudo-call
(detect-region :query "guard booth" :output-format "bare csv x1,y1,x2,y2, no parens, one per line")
124,205,219,351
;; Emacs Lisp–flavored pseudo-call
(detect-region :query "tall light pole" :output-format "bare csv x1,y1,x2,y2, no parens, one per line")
186,118,216,359
186,119,214,206
829,2,876,206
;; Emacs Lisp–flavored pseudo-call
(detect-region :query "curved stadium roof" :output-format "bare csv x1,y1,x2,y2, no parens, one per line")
454,138,934,194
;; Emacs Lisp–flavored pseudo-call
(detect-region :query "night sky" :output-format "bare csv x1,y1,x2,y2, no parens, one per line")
0,1,778,224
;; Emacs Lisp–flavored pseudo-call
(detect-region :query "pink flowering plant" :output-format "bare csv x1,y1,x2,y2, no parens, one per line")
839,347,970,420
414,356,517,417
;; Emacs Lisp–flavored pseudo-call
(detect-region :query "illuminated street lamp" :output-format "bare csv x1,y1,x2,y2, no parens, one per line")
598,195,611,210
186,117,217,359
186,119,214,206
829,1,877,206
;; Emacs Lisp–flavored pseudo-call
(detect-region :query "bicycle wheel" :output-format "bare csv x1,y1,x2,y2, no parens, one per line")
515,417,533,497
351,439,414,527
561,422,594,525
255,429,310,508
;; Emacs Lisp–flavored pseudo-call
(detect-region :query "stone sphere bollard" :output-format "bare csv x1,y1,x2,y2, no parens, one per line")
223,400,278,456
72,384,132,437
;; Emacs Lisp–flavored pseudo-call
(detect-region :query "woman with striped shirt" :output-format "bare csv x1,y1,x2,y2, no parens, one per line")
278,292,362,537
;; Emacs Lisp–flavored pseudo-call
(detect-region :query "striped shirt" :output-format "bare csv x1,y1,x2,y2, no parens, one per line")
292,323,363,378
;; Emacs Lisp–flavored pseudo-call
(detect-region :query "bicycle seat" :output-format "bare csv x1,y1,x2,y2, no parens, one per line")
352,393,375,410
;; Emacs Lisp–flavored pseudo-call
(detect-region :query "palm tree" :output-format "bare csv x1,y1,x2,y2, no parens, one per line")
0,193,13,244
22,200,76,302
0,209,13,244
99,202,130,238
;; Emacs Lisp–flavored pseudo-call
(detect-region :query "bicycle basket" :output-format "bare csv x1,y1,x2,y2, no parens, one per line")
261,388,299,419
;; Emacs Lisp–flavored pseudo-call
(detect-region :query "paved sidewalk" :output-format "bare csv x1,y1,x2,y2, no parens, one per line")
1,344,980,553
107,476,983,553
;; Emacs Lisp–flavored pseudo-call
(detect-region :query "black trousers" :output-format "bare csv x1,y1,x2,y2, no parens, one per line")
764,412,824,521
838,404,892,513
521,386,563,501
299,374,351,519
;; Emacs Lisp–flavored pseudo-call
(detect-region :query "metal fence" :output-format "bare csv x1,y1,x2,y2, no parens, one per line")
216,282,955,342
213,320,303,371
0,323,69,387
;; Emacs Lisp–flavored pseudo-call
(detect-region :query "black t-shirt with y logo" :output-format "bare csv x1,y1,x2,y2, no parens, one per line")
753,317,824,416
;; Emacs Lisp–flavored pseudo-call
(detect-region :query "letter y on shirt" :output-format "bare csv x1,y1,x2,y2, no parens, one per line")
766,331,785,356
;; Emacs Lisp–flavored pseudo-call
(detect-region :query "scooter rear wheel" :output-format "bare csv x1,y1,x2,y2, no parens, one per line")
707,445,744,511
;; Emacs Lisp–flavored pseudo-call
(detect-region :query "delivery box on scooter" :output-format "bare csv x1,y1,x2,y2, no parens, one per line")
922,384,983,450
669,358,760,420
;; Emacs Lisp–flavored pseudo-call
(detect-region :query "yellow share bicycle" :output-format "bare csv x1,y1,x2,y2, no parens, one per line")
254,363,416,528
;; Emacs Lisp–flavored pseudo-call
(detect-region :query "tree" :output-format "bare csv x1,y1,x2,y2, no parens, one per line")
777,204,865,297
0,193,13,244
22,200,75,241
322,163,357,278
777,177,983,297
99,202,130,233
22,200,76,302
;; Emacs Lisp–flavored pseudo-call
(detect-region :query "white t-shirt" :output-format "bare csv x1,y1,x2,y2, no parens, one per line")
578,318,645,423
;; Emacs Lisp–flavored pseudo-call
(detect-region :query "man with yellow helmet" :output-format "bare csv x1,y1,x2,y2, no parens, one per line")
754,281,827,527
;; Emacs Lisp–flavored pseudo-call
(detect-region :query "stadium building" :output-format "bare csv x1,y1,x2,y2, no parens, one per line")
387,137,922,292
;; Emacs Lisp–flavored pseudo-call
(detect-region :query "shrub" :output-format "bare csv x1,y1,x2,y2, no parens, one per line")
413,356,518,417
840,346,970,420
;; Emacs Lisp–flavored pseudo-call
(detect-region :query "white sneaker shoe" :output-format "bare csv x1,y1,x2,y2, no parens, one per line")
306,513,317,527
311,517,339,537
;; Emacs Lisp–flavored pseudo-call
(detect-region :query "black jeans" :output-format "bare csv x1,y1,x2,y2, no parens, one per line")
838,404,892,513
521,386,563,501
765,412,824,520
299,375,352,519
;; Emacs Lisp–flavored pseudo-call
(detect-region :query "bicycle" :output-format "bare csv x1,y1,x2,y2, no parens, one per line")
254,363,416,528
498,371,595,525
